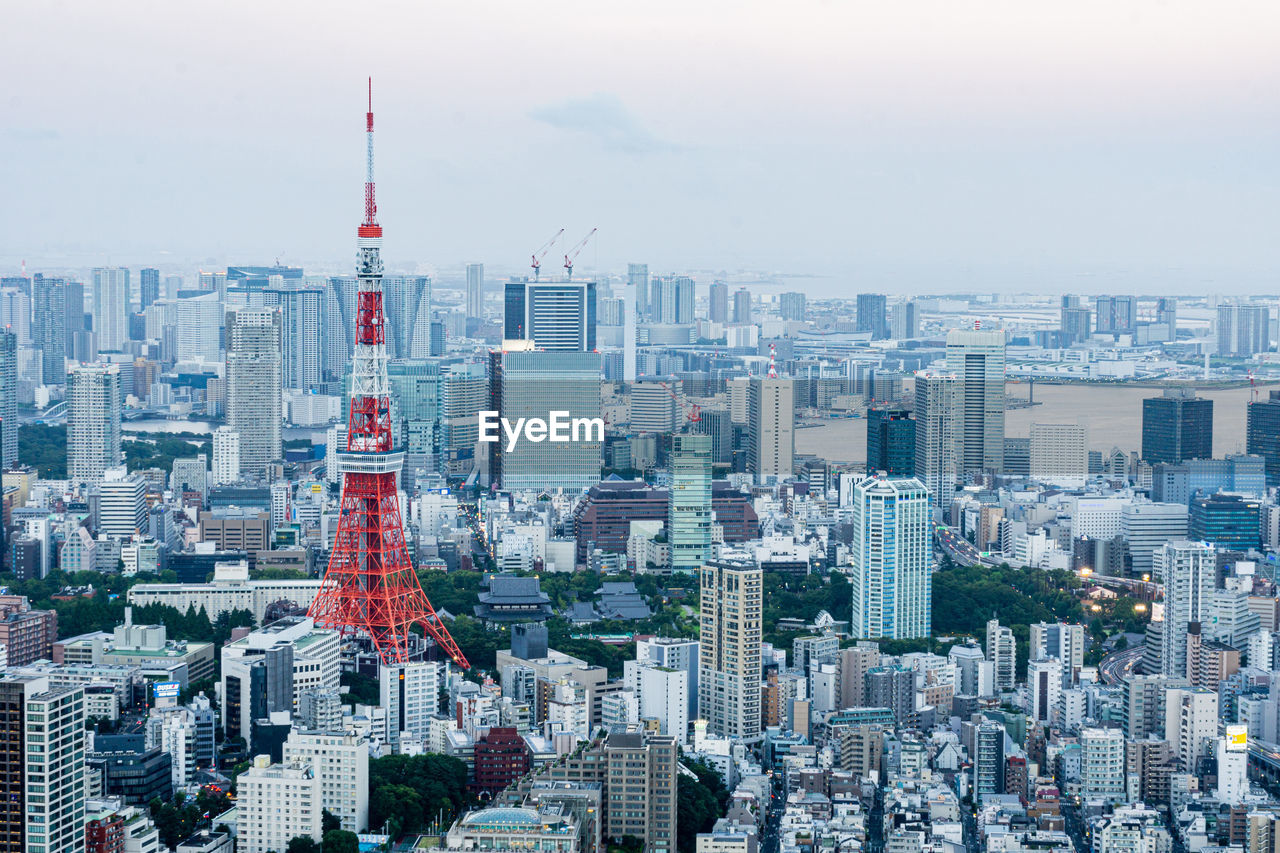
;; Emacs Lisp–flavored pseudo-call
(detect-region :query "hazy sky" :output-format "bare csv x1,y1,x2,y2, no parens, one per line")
3,1,1278,294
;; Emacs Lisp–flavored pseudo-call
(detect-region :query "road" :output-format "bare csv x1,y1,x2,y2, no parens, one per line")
1098,647,1143,685
935,524,984,567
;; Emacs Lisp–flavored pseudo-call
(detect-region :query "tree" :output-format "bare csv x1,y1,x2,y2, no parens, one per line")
322,830,360,853
368,754,470,833
677,771,721,851
322,809,341,834
287,838,321,853
370,784,422,833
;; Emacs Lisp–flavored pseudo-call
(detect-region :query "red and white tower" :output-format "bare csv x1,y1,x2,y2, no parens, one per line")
308,80,469,668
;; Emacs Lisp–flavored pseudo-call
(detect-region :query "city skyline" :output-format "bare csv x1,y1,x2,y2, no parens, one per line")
4,2,1279,294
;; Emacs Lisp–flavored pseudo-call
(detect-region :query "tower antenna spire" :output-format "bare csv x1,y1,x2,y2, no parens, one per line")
310,78,468,669
362,77,379,233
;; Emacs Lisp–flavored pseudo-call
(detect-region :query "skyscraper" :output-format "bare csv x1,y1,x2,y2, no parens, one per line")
504,278,597,351
1095,295,1138,335
440,362,487,475
466,263,484,319
1141,388,1212,464
1155,540,1215,678
866,407,915,476
32,275,69,384
669,433,712,572
779,291,806,322
650,275,695,325
139,267,160,311
946,328,1006,475
1217,303,1270,357
629,263,650,320
732,288,752,324
387,359,441,476
1247,390,1280,486
699,558,762,741
708,281,729,323
856,293,888,340
381,276,432,359
265,284,326,390
889,301,918,340
849,474,931,640
487,346,602,492
91,266,130,352
913,371,958,506
1060,295,1092,344
0,677,87,853
747,376,794,484
225,307,283,476
0,331,14,469
67,363,122,485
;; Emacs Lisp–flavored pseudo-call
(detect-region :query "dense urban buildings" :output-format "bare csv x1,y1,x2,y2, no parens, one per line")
7,57,1280,853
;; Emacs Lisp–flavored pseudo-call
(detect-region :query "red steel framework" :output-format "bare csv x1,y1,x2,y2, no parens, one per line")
308,80,469,668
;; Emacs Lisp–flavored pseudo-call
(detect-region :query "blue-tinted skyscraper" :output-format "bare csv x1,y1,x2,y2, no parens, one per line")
849,474,931,640
867,407,915,477
1142,388,1212,464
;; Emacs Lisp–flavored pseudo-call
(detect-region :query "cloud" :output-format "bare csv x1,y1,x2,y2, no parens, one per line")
529,92,675,154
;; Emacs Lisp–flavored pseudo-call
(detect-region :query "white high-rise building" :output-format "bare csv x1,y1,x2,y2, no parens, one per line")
1214,727,1248,803
1027,657,1062,724
67,363,122,485
1080,727,1126,804
97,467,147,539
986,619,1016,692
849,474,931,640
147,706,201,790
238,755,322,853
1030,423,1089,487
637,636,700,718
914,371,958,508
747,376,794,485
1156,541,1216,677
946,327,1006,474
624,659,689,742
225,307,283,475
92,266,130,351
1030,622,1087,688
380,661,441,750
174,292,223,363
212,426,241,486
282,729,369,833
699,558,762,741
1165,686,1218,771
2,677,87,853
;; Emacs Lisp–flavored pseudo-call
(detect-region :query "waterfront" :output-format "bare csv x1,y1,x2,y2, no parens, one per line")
796,380,1273,466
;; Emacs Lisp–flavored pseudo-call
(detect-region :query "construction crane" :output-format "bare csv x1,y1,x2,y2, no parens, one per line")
658,378,701,424
531,228,565,280
563,227,597,279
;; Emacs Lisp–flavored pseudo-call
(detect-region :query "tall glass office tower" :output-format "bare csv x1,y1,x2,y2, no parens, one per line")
488,346,602,492
669,433,712,572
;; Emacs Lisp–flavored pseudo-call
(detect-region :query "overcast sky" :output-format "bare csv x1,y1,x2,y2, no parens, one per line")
3,0,1278,295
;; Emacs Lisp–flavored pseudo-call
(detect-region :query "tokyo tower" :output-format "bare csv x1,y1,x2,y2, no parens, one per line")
308,80,469,668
